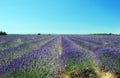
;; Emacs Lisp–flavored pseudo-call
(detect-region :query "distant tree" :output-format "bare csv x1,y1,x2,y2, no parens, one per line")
0,31,7,35
48,34,51,35
38,33,41,35
108,33,112,35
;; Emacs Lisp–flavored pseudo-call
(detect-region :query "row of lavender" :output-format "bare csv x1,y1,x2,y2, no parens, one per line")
67,35,120,76
0,35,120,77
0,35,50,50
0,35,54,66
60,36,100,77
0,35,62,78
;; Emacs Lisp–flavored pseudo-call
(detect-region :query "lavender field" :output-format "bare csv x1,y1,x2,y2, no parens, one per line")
0,35,120,78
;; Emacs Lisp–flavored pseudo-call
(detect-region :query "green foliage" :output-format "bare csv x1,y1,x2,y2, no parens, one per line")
37,33,41,35
0,31,7,35
65,60,97,74
91,33,120,36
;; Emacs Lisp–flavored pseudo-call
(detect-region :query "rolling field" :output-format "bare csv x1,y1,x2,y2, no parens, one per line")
0,35,120,78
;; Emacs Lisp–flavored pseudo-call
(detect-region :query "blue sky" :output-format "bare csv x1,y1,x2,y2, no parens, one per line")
0,0,120,34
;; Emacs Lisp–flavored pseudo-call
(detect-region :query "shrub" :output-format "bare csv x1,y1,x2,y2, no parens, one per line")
37,33,41,35
0,31,7,35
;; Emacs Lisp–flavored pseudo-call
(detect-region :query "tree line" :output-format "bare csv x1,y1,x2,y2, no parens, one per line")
91,33,120,36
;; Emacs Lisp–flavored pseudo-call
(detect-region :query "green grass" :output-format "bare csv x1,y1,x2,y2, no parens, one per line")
65,59,98,75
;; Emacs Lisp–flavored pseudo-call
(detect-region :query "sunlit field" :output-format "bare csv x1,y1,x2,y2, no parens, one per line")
0,35,120,78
